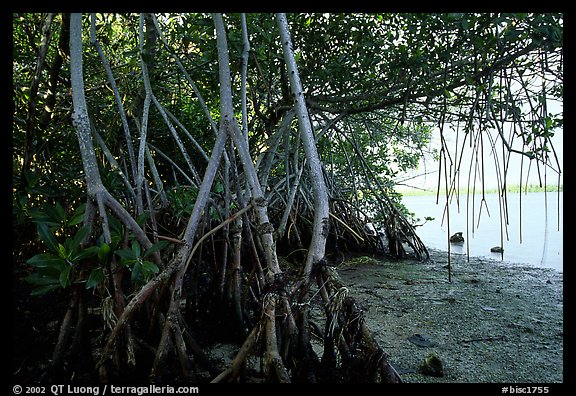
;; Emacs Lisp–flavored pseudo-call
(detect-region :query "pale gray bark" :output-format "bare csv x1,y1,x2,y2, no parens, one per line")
230,214,244,332
70,13,105,195
145,146,168,207
146,143,195,186
71,15,161,373
164,107,210,162
99,127,228,366
213,13,281,277
256,109,295,191
262,294,291,382
150,12,233,181
70,13,158,256
91,122,136,200
276,13,330,279
240,13,250,142
135,13,155,215
90,13,137,185
150,93,202,186
277,161,305,239
178,128,228,252
149,125,228,376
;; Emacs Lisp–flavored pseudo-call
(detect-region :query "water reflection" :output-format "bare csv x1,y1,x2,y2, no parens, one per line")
401,191,563,272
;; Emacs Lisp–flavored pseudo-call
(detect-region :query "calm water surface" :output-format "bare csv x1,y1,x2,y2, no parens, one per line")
401,191,563,272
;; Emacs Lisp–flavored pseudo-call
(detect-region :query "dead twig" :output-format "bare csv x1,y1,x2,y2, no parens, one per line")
460,335,507,343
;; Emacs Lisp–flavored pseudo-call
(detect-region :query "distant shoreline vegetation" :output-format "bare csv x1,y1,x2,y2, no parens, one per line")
398,184,563,197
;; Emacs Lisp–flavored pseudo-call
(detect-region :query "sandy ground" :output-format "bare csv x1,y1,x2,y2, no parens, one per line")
334,249,564,383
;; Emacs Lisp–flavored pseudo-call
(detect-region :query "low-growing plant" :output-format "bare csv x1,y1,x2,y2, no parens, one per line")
114,239,168,284
25,223,99,295
25,203,169,294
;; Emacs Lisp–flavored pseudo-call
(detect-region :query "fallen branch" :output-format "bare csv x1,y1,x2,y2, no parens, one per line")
460,335,507,343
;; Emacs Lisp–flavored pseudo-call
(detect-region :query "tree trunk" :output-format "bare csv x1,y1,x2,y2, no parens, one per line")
276,13,330,281
69,12,404,383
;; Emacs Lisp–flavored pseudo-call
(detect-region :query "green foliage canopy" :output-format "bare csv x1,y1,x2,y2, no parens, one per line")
13,12,562,259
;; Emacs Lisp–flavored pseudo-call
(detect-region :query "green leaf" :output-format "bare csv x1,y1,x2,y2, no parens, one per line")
31,284,62,296
86,267,105,289
59,265,72,288
28,208,61,228
115,249,137,261
37,223,59,254
25,271,61,286
214,182,224,194
131,241,141,257
71,224,91,249
141,260,159,275
54,202,66,223
73,246,99,261
136,211,150,226
98,243,111,263
143,240,169,258
68,213,84,226
69,204,86,226
209,207,220,220
131,260,142,282
27,254,65,269
57,243,67,259
43,202,66,225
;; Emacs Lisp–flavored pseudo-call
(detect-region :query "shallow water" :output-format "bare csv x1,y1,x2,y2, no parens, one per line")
401,191,563,272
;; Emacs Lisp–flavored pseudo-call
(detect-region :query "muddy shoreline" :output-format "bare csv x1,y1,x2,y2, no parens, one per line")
335,248,564,383
13,245,564,384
